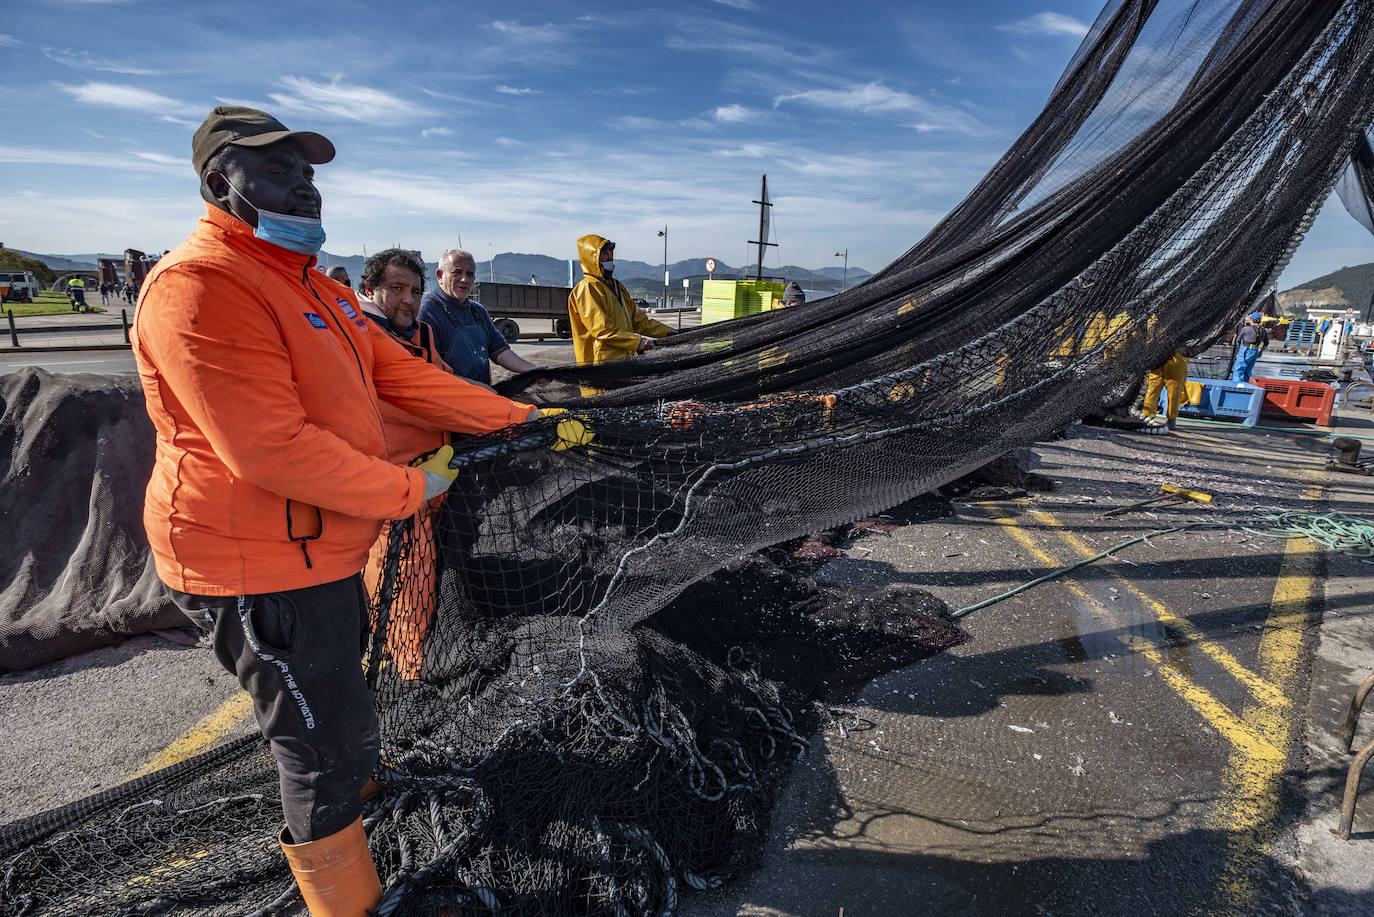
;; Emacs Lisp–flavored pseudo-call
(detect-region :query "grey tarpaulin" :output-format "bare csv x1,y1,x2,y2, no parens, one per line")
0,369,180,672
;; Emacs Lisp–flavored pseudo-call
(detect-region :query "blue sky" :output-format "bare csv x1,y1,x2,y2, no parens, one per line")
0,0,1368,286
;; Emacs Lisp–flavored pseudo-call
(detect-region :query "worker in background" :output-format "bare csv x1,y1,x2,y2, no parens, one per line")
779,281,806,308
1141,350,1189,431
418,248,543,384
568,234,670,364
68,276,87,312
325,264,351,288
1231,311,1269,383
356,248,453,680
132,106,547,917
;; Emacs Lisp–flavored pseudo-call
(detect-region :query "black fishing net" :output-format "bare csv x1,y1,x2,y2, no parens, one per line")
1336,128,1374,235
6,1,1374,913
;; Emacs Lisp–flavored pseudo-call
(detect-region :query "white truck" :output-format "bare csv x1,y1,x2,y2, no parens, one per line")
0,271,40,303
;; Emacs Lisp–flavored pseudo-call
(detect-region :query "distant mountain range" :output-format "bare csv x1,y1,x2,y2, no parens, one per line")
4,249,119,274
320,251,869,292
21,244,1374,312
4,247,871,294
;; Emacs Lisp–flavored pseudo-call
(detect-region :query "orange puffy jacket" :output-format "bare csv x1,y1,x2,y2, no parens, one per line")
358,299,452,464
133,205,534,596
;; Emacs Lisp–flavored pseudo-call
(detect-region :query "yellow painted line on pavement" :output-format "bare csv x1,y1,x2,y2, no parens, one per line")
131,691,253,779
1205,485,1321,916
1110,631,1281,762
977,507,1279,761
1026,506,1288,710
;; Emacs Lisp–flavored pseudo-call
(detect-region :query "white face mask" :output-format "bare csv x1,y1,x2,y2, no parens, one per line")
601,260,615,274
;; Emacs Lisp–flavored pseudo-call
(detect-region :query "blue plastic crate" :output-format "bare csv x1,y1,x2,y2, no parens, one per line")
1172,377,1262,425
1283,320,1319,352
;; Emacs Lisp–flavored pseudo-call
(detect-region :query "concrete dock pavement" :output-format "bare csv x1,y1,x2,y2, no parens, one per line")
684,415,1374,917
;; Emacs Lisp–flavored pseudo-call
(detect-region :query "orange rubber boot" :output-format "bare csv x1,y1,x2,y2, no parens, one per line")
279,816,382,917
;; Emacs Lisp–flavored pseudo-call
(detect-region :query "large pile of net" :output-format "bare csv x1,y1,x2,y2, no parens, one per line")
6,0,1374,913
0,369,180,673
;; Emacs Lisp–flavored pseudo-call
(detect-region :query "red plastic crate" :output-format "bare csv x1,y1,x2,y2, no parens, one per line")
1249,376,1335,426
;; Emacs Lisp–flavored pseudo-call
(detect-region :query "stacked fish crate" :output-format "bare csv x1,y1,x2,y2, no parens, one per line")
701,280,785,325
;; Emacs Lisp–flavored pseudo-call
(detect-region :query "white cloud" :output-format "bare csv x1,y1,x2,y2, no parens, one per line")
495,85,539,96
130,151,182,165
421,126,454,139
773,81,982,132
489,20,559,42
776,82,920,113
268,76,431,123
494,137,526,148
0,144,186,174
997,12,1090,38
709,0,760,9
614,115,668,131
666,31,772,56
43,47,160,74
717,143,773,158
0,190,198,255
0,34,21,47
713,104,755,123
59,81,200,117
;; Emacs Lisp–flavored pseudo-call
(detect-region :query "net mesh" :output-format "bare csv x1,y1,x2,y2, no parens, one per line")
6,1,1374,913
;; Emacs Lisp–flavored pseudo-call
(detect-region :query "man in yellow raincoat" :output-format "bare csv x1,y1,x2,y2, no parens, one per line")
568,234,671,364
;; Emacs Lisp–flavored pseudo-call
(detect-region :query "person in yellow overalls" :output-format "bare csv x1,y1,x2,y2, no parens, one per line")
1142,350,1189,430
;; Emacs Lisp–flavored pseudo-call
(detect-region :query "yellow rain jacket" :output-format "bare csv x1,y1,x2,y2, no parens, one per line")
568,234,670,364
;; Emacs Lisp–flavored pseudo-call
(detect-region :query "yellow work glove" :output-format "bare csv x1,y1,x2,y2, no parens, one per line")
413,444,459,500
538,408,594,451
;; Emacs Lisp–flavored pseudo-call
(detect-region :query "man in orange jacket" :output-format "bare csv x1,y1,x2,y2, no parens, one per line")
356,248,451,681
132,106,540,917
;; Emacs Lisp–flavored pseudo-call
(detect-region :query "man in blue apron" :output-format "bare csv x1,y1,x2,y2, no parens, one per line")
1231,311,1269,383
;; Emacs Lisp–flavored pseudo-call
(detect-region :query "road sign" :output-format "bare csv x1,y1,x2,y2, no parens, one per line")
705,258,716,275
1346,307,1356,315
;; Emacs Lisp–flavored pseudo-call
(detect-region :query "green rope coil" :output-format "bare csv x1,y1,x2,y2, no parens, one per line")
953,507,1374,617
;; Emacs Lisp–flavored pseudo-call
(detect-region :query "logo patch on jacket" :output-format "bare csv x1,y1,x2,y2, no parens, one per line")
304,312,328,329
338,298,368,330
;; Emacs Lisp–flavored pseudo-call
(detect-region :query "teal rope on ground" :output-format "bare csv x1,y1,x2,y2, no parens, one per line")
952,507,1374,618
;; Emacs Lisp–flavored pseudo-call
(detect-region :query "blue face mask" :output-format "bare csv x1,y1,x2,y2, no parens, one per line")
224,180,326,256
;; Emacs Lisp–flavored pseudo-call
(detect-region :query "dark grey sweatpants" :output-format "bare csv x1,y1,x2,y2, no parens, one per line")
166,575,380,842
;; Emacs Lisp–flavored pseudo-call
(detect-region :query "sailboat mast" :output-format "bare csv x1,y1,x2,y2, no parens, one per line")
755,175,767,281
749,173,776,282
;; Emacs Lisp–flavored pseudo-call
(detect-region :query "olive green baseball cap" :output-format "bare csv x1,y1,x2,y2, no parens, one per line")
191,106,335,176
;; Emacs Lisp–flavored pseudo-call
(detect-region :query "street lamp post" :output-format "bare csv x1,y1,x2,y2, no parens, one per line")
834,248,849,292
657,225,668,309
488,243,495,284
